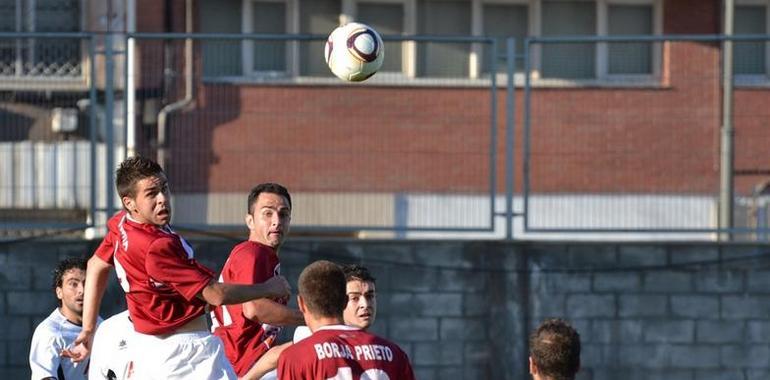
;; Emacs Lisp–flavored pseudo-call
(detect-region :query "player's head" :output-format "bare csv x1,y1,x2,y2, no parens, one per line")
116,156,171,226
52,257,87,319
529,318,581,380
342,264,377,330
246,183,292,249
297,260,347,324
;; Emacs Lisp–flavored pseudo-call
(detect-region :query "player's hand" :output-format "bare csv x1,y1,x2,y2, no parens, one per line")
264,275,291,298
60,329,93,363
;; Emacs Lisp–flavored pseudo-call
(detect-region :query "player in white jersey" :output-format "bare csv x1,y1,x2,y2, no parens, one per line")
89,310,134,380
30,257,102,380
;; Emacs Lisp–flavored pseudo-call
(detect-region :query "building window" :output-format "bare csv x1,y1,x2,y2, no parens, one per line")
0,0,82,77
203,0,661,84
607,4,652,75
482,2,528,75
415,0,470,77
734,3,769,79
541,0,596,79
353,0,406,73
299,0,339,76
249,1,288,73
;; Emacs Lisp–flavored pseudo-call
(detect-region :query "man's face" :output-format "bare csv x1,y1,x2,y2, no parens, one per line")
246,192,291,249
343,279,376,330
56,268,85,319
123,175,172,226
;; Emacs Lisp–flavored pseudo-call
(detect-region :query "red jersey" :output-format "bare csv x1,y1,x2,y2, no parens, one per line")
277,325,415,380
94,212,214,335
211,241,284,376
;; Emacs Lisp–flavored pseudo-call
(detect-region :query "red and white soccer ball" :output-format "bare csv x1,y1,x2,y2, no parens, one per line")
324,22,384,82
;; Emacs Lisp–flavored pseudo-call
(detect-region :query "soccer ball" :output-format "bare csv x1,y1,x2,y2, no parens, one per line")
324,22,384,82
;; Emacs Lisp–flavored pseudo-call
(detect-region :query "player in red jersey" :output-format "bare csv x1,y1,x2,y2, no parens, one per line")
211,183,304,379
63,156,291,379
277,260,415,380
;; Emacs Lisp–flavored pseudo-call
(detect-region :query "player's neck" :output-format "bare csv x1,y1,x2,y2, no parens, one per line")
308,316,344,332
248,237,279,252
59,306,83,326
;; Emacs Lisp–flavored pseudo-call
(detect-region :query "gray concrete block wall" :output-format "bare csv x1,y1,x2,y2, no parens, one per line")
1,240,769,379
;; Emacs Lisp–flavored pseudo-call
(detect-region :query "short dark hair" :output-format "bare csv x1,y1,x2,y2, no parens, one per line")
115,156,165,199
342,264,376,284
52,257,87,292
247,183,292,214
298,260,347,318
529,318,581,380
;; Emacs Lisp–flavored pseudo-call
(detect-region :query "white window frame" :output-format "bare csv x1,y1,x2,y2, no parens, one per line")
241,0,299,78
734,0,770,85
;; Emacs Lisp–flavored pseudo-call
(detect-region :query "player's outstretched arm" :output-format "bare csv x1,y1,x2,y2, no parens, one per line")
61,255,112,362
200,276,290,306
243,298,304,326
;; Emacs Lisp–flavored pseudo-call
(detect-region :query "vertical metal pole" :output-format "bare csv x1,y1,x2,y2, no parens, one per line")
89,36,98,227
505,37,516,240
523,38,532,232
105,33,116,217
489,38,498,234
719,0,735,240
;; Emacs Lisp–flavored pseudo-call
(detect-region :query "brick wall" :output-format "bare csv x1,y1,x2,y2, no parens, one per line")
1,240,769,379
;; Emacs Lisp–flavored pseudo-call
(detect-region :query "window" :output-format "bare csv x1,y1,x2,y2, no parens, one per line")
482,2,528,74
541,1,596,79
418,0,471,77
354,1,406,73
734,3,769,78
608,4,652,75
299,0,339,76
0,0,82,78
203,0,661,84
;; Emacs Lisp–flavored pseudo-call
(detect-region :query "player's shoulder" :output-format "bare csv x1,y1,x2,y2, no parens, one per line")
229,241,274,261
32,311,59,335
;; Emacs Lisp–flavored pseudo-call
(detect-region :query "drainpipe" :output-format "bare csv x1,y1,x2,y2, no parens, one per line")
156,0,194,169
126,0,136,157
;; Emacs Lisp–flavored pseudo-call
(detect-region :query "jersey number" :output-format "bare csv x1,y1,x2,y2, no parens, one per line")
328,367,390,380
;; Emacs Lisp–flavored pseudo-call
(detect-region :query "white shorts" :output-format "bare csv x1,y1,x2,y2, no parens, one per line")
129,330,236,380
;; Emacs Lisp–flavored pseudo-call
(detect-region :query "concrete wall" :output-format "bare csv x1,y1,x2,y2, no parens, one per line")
1,239,768,379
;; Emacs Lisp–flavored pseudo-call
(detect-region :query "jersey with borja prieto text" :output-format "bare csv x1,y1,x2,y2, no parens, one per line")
211,240,286,376
277,325,415,380
93,212,214,335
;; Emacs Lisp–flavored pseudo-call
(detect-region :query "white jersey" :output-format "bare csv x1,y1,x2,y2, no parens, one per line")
29,308,101,380
89,310,134,380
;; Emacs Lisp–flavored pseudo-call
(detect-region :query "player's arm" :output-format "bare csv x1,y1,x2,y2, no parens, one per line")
29,332,61,380
199,277,290,306
239,341,291,380
62,255,112,362
243,298,304,326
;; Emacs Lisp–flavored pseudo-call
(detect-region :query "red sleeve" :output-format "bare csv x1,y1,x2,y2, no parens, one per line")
93,231,116,265
93,211,127,265
145,237,214,301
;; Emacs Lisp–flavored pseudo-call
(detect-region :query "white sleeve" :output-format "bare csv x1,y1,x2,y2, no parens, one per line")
29,327,61,380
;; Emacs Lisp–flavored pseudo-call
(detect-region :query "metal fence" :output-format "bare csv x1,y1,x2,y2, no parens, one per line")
1,32,769,240
521,34,770,240
1,32,501,238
